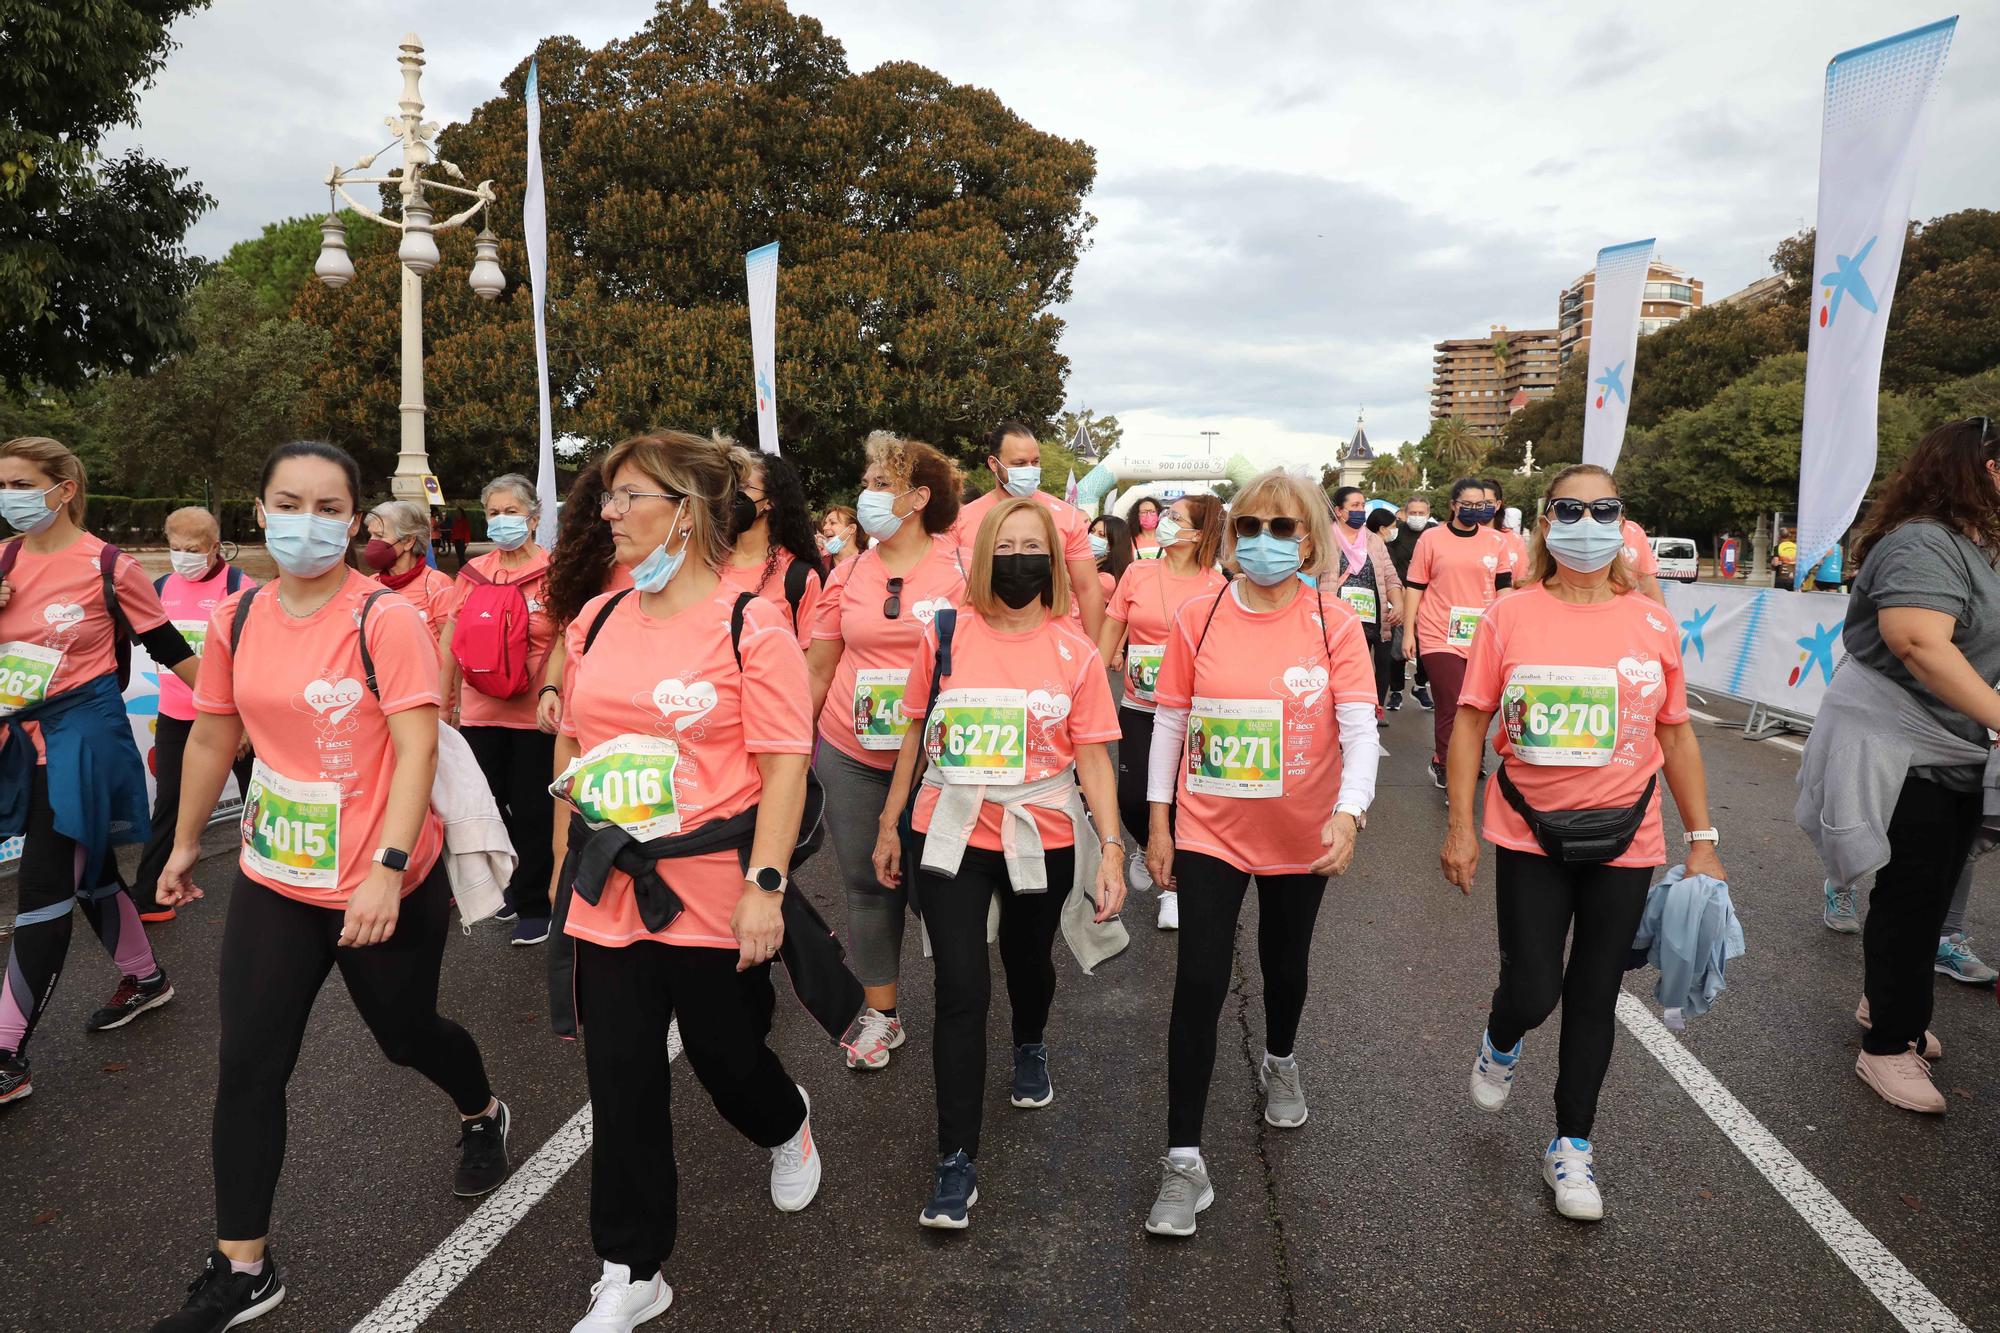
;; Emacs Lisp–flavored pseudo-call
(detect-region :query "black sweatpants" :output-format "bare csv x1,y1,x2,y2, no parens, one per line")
920,844,1073,1158
1115,706,1175,852
464,724,557,921
212,863,492,1238
1165,851,1327,1146
577,939,806,1281
1863,772,1983,1056
1485,848,1652,1141
130,714,255,912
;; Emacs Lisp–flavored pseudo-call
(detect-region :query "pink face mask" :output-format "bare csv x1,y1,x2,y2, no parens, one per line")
1139,512,1159,531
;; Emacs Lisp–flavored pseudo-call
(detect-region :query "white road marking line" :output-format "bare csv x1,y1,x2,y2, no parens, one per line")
1686,706,1806,753
1615,992,1969,1333
351,1020,684,1332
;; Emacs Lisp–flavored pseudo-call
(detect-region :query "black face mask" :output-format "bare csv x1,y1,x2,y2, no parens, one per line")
730,492,758,537
990,553,1053,609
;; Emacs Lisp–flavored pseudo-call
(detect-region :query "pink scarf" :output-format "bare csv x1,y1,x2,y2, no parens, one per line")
1338,528,1368,577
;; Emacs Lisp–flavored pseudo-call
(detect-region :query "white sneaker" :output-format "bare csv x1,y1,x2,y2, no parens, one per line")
1157,890,1180,931
1470,1030,1520,1113
1127,848,1154,893
571,1261,672,1332
844,1007,906,1070
1542,1137,1604,1222
769,1085,822,1212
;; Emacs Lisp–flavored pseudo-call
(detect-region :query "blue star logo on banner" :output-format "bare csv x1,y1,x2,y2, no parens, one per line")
1594,361,1627,408
756,366,773,412
1680,605,1715,661
1789,622,1841,688
125,670,161,717
1817,235,1878,328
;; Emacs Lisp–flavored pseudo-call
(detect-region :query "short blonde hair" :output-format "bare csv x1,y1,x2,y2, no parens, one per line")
1,436,86,524
164,506,220,545
967,495,1071,619
1225,470,1332,577
600,430,736,572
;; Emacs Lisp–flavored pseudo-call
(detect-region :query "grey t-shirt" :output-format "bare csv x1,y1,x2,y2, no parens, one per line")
1844,519,2000,750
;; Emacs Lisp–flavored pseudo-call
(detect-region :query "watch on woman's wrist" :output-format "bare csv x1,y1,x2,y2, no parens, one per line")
749,865,787,896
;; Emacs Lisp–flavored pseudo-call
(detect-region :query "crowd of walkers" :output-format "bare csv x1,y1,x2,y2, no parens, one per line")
3,414,1993,1331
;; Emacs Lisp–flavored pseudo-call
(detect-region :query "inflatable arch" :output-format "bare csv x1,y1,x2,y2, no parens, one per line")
1073,450,1261,517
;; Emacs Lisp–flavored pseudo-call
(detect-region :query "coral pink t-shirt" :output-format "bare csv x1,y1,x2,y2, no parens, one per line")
1499,530,1529,579
950,488,1093,569
602,561,636,594
446,549,554,729
560,587,813,949
1621,520,1660,578
194,571,445,907
811,536,966,771
720,548,823,648
904,609,1119,852
387,566,457,645
1458,585,1690,868
1408,523,1513,660
0,533,171,763
157,563,256,722
1153,581,1377,874
1106,559,1227,712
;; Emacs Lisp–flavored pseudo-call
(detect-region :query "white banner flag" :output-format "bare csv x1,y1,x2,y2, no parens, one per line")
1581,238,1655,473
524,60,557,549
1796,17,1956,585
745,242,780,455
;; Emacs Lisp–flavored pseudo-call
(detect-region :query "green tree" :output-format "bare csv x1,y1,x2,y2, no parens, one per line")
1427,415,1485,474
0,0,213,390
1363,451,1418,495
220,212,366,320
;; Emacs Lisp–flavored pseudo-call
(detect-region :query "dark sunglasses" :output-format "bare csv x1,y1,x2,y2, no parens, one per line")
1231,514,1302,541
883,576,904,620
1545,497,1625,525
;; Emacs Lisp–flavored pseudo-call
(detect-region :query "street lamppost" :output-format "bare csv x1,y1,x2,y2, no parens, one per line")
1200,430,1220,456
313,32,506,505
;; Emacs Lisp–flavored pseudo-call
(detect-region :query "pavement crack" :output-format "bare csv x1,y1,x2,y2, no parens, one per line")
1231,936,1300,1333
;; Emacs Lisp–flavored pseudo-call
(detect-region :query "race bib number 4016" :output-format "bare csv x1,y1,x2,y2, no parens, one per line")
1500,665,1619,767
562,734,682,839
926,688,1028,786
242,762,341,891
1185,696,1284,798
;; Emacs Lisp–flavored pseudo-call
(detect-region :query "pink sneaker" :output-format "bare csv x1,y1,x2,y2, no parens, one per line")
1855,1049,1946,1114
844,1008,905,1070
1854,997,1941,1061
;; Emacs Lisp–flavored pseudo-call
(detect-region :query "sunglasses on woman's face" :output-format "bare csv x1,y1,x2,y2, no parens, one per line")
883,576,903,620
1545,497,1625,525
1231,514,1302,541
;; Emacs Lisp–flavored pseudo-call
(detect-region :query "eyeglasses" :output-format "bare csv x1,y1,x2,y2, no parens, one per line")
1970,416,1994,445
1231,514,1302,541
598,489,683,516
1545,497,1625,525
883,576,904,620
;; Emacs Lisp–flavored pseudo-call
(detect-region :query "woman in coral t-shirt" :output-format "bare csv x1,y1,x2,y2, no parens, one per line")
1442,464,1723,1226
1097,493,1226,928
872,495,1125,1232
722,446,826,648
363,499,455,643
549,430,817,1323
147,442,504,1331
1129,494,1164,559
1403,477,1515,787
803,431,966,1071
1138,470,1380,1240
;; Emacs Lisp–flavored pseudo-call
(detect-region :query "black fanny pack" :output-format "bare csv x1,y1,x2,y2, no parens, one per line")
1497,765,1656,864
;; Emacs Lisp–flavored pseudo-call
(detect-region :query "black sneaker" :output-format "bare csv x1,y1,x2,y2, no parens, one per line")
918,1150,979,1229
0,1051,29,1105
1010,1042,1053,1108
454,1099,512,1197
1415,684,1435,711
1387,689,1404,712
151,1249,285,1332
87,970,174,1033
1429,761,1448,791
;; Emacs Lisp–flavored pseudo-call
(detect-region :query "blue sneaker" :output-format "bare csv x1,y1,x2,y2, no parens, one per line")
919,1150,978,1229
1010,1042,1052,1108
1542,1137,1603,1222
510,917,551,947
1470,1030,1520,1113
1936,933,1999,984
493,907,519,924
1822,880,1860,934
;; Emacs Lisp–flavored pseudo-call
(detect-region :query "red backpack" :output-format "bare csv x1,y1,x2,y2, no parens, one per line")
451,565,534,698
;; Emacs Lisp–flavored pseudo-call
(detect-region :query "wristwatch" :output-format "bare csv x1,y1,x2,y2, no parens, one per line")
374,846,410,872
1334,803,1366,825
1685,828,1721,847
749,865,787,896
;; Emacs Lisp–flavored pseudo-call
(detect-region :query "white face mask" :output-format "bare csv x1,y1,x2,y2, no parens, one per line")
169,549,215,580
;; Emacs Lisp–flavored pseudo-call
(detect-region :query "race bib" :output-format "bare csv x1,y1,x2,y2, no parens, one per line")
853,668,910,751
1126,644,1166,705
926,688,1028,785
1186,696,1284,798
0,641,62,716
172,618,209,658
1501,666,1619,767
1447,606,1485,648
1135,546,1161,560
560,734,682,839
1339,586,1378,624
242,762,341,891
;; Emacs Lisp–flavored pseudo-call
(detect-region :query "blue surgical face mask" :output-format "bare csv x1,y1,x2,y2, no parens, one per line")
630,500,690,593
1089,534,1109,560
1001,465,1041,498
485,514,532,551
1,483,61,535
1457,502,1496,526
264,511,354,577
824,535,845,555
856,488,906,540
1235,533,1303,586
1154,515,1184,547
1343,510,1367,529
1542,514,1626,574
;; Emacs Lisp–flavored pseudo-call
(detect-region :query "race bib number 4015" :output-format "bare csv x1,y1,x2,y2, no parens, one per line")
926,688,1028,786
1500,665,1619,767
242,762,341,891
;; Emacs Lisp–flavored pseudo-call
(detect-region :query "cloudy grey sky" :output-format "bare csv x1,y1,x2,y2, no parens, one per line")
107,1,1998,467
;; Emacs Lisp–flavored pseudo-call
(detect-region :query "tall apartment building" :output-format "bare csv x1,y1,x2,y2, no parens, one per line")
1556,261,1704,367
1429,325,1561,438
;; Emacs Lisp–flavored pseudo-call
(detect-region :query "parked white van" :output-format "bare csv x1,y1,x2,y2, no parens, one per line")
1650,536,1699,583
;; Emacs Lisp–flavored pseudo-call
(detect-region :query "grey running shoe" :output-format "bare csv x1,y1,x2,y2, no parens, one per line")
1260,1056,1308,1128
1821,880,1860,934
1936,933,1999,985
1127,849,1154,893
1144,1156,1214,1237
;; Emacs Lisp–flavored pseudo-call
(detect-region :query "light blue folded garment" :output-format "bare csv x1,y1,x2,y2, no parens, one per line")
1630,866,1745,1029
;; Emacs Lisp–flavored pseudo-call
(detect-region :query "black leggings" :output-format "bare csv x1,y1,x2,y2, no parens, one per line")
464,725,557,921
1165,851,1327,1146
577,939,804,1281
212,863,492,1238
920,845,1073,1158
1486,848,1651,1141
130,713,255,911
1115,706,1175,852
1863,772,1982,1055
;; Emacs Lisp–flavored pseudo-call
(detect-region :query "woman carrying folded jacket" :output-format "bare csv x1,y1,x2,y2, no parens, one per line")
1440,463,1722,1225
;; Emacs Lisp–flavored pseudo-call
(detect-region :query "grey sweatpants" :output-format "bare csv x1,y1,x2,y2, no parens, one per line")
819,744,909,987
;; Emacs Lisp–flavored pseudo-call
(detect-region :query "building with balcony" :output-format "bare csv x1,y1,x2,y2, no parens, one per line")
1429,325,1561,439
1557,261,1704,367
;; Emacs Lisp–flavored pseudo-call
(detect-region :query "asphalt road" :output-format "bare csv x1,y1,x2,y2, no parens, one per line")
5,696,1998,1332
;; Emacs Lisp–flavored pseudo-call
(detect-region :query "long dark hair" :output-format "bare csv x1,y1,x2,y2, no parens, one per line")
1856,417,2000,568
546,462,618,629
735,452,824,592
1092,512,1134,584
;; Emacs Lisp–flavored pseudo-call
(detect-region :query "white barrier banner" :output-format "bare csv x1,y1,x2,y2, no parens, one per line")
1662,581,1850,721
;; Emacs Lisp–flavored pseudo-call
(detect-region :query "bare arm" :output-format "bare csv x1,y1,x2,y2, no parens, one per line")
1076,739,1127,921
871,721,928,888
548,732,581,904
1658,720,1725,880
437,621,461,723
1403,588,1426,655
1879,606,2000,733
1095,615,1129,669
806,636,843,723
1439,703,1494,893
1069,555,1106,639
